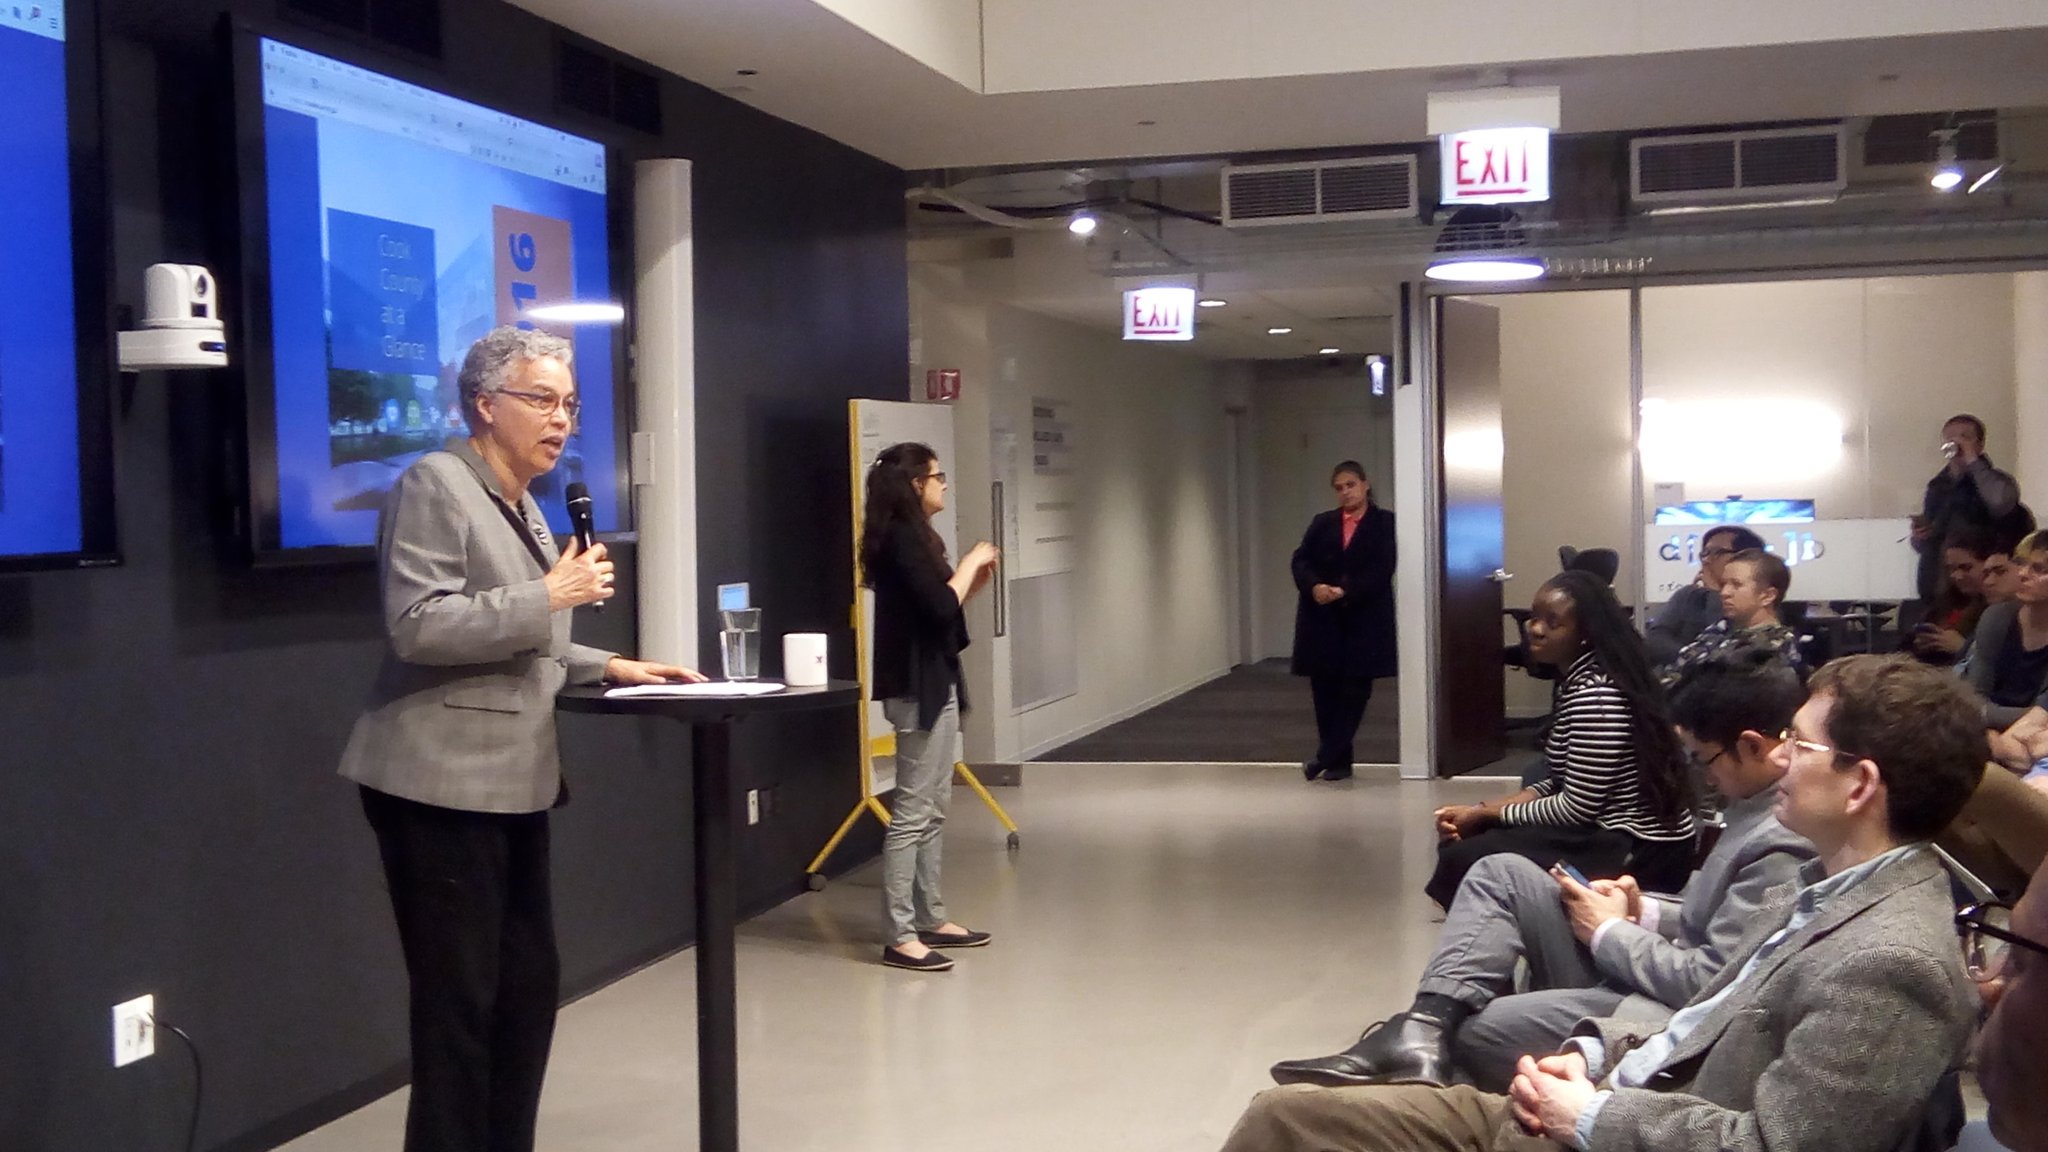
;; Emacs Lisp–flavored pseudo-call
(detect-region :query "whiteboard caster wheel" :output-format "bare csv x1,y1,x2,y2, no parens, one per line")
806,872,828,892
1006,832,1020,850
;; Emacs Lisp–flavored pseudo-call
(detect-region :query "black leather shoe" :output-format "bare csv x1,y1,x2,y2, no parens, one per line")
1320,766,1354,782
917,928,991,949
881,945,954,971
1303,761,1324,781
1268,1013,1452,1087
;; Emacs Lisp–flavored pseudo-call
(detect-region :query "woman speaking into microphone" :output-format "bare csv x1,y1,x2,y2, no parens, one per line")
339,326,701,1152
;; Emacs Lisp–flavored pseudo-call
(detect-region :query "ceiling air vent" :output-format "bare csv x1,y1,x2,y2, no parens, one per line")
1631,126,1845,204
556,37,665,135
280,0,443,60
1222,157,1418,227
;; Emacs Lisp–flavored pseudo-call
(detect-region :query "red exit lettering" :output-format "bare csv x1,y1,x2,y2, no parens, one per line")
1132,295,1182,333
1454,138,1531,193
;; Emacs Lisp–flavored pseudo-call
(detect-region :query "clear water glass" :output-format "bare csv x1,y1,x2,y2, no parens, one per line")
718,608,762,681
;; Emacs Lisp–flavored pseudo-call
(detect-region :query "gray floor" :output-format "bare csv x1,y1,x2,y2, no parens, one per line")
268,767,1524,1152
1038,662,1398,764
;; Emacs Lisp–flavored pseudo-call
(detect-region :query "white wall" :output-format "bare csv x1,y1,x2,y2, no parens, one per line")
808,0,982,89
1495,290,1635,717
1248,366,1394,661
2016,272,2048,508
910,262,1236,763
1640,275,2019,521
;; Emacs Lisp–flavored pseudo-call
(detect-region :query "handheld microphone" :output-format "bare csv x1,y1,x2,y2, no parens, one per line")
564,482,604,612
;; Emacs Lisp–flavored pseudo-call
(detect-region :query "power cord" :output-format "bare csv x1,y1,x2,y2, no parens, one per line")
151,1015,203,1152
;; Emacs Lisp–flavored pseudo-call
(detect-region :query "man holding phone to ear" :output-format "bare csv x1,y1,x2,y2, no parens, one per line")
1268,646,1814,1092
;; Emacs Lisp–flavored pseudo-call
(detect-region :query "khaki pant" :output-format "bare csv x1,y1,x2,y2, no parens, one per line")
1218,1083,1566,1152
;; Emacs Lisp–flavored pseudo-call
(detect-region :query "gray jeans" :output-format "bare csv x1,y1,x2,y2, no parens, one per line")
881,691,958,945
1414,853,1661,1092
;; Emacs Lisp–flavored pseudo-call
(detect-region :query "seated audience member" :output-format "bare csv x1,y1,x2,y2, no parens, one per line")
1643,527,1765,666
1982,546,2024,607
1430,572,1698,907
1940,756,2048,898
1966,532,2048,729
1659,549,1802,693
1220,654,1984,1152
1968,853,2048,1152
1269,646,1813,1094
1909,529,1995,666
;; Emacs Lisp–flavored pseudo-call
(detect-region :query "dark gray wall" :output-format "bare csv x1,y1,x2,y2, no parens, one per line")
0,2,903,1148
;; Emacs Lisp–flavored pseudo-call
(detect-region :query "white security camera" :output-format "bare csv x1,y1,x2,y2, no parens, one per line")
119,263,229,370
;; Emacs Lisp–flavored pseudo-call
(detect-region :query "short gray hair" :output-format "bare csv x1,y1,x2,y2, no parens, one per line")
458,326,574,426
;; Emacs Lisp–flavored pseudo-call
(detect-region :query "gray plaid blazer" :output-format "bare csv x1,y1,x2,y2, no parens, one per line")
1576,845,1978,1152
338,440,614,813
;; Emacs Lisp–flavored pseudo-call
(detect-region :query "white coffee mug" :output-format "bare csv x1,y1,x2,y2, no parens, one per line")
782,632,829,687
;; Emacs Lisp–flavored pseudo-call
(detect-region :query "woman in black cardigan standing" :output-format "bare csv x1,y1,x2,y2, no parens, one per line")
1292,461,1398,781
861,443,1001,971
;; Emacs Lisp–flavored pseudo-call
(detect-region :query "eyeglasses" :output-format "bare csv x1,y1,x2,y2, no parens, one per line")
1777,728,1866,763
1686,745,1731,771
1956,901,2048,982
494,388,581,419
916,471,948,486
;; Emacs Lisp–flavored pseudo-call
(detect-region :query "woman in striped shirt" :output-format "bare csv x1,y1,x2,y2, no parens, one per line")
1428,570,1697,907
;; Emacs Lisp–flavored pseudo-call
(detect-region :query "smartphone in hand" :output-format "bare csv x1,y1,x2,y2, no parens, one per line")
1552,861,1592,887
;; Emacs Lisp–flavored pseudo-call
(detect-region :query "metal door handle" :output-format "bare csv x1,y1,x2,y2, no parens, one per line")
1488,568,1515,583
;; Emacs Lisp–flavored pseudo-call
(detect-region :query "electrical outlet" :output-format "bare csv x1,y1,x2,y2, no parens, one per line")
112,994,155,1067
746,789,760,826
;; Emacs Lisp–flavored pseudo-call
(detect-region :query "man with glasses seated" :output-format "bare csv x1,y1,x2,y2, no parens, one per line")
1644,527,1766,666
1964,855,2048,1152
1267,645,1813,1094
1222,654,1983,1152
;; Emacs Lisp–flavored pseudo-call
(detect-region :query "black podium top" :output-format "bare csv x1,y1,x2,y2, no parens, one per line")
557,681,860,722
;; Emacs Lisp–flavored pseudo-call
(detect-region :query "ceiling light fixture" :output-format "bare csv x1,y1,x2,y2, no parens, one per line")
1267,327,1293,335
1197,298,1227,308
1931,132,1964,192
1068,212,1099,236
1427,204,1545,284
1968,163,2006,194
1319,347,1341,355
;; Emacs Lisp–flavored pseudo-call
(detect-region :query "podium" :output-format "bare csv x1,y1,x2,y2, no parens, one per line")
558,681,860,1152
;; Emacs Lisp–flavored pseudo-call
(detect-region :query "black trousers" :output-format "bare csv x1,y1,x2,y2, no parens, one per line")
1425,824,1697,908
1309,674,1376,773
360,786,560,1152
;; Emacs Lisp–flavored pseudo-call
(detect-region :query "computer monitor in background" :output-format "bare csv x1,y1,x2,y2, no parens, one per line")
1653,499,1817,526
0,0,120,571
232,29,627,561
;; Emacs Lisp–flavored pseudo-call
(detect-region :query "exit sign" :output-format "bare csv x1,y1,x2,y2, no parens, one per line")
1123,286,1196,342
1441,127,1551,205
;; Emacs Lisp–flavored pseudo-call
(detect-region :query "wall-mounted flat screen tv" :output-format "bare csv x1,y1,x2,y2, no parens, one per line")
0,0,119,571
233,30,627,561
1654,499,1816,526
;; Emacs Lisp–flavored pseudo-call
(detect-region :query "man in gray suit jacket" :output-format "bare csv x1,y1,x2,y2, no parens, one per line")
1271,646,1814,1092
341,327,697,1152
1223,654,1985,1152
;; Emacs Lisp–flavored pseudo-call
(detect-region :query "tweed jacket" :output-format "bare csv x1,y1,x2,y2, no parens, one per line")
338,440,614,813
1575,846,1978,1152
1591,789,1816,1012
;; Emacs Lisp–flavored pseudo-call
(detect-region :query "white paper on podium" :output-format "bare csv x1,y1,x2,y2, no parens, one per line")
603,682,787,699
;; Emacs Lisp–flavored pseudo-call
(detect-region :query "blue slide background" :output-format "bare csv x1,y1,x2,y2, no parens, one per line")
0,21,85,557
263,96,617,550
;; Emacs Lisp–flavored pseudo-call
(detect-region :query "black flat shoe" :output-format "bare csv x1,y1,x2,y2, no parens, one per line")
917,928,992,949
1303,761,1324,781
1268,1012,1452,1087
1320,767,1354,782
881,945,954,971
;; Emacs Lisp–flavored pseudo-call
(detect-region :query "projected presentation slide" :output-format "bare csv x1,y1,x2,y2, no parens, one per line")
257,37,620,550
0,3,86,559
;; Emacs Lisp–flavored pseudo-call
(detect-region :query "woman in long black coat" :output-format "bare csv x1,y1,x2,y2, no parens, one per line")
1292,461,1397,781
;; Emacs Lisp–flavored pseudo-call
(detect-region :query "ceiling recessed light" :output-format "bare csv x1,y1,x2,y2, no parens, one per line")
1267,327,1293,335
736,68,759,76
1137,119,1158,127
1197,298,1226,308
1068,212,1099,236
1319,347,1341,355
